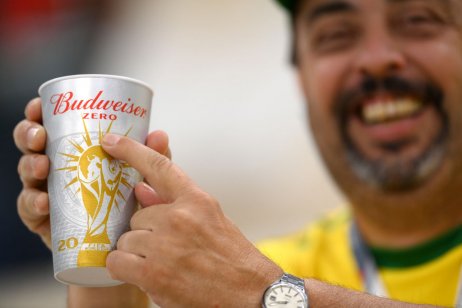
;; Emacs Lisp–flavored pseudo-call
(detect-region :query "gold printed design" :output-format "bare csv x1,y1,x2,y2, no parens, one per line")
59,119,133,267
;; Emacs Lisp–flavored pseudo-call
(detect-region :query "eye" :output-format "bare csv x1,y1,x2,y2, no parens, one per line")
395,8,446,38
312,24,358,53
404,12,438,26
319,28,350,42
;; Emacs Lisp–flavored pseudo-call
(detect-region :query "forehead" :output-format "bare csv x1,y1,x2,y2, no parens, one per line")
298,0,457,15
295,0,461,29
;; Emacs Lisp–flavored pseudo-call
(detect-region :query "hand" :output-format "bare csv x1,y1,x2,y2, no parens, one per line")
14,98,51,248
13,98,171,250
102,134,283,307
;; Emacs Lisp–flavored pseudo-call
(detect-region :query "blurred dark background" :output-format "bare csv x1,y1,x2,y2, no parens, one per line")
0,0,110,272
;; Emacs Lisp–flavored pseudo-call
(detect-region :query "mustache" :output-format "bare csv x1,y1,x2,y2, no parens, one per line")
334,75,444,122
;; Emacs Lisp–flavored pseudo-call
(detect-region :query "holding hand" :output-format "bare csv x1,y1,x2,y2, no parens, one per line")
102,134,283,307
14,98,51,248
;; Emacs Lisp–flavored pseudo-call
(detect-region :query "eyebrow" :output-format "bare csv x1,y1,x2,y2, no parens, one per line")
306,1,357,25
387,0,447,3
386,0,451,10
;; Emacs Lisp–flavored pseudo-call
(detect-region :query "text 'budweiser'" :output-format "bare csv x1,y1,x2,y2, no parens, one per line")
50,90,148,119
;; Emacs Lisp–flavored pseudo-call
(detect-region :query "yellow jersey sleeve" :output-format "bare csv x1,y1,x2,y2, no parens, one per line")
256,208,362,290
256,207,462,306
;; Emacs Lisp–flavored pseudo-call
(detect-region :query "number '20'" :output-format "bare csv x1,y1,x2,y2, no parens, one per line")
58,237,78,252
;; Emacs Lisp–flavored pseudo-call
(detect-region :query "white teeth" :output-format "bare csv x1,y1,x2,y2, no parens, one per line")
362,98,423,124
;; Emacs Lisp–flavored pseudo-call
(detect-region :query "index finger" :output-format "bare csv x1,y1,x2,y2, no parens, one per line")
102,134,194,202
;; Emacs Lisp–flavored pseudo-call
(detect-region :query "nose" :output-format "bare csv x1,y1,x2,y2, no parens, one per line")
354,26,406,78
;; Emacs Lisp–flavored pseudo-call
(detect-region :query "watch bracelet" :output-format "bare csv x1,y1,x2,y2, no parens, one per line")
281,273,305,290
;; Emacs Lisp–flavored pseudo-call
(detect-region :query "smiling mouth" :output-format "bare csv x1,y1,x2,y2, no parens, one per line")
360,97,423,125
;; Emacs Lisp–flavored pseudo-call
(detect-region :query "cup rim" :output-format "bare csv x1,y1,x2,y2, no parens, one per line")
38,74,154,96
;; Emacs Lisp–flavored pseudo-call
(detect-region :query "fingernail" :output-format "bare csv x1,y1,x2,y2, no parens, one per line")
102,134,121,146
32,156,47,179
140,182,155,193
27,127,39,147
31,156,39,178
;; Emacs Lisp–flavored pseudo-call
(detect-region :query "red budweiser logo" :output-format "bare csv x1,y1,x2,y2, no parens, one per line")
50,90,148,119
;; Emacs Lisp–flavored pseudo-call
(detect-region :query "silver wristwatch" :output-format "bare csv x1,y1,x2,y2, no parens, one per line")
262,273,309,308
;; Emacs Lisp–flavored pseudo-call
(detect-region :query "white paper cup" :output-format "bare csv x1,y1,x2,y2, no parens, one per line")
39,74,153,286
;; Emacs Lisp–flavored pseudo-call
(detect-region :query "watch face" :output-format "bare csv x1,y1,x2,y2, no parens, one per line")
264,283,308,308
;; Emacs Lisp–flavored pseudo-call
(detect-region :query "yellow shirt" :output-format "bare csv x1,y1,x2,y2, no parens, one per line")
257,208,462,307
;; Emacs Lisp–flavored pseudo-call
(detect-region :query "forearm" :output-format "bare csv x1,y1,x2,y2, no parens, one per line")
68,283,149,308
304,279,442,308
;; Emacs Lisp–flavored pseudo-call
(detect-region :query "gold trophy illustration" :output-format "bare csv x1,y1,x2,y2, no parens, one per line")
58,120,133,267
76,143,122,265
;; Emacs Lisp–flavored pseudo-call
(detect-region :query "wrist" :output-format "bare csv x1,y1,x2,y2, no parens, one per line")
253,262,284,307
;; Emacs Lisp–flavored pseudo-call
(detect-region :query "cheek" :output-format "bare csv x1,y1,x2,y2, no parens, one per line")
407,40,462,140
298,56,352,159
405,38,462,98
301,54,352,124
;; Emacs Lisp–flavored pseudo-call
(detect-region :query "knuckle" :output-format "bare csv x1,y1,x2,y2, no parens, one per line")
17,190,27,216
200,192,218,206
168,207,196,230
146,264,168,289
17,189,35,218
191,191,220,209
17,155,27,177
147,151,172,173
130,210,143,230
17,190,48,235
13,120,29,151
18,154,48,184
116,232,129,250
29,220,45,234
105,253,119,278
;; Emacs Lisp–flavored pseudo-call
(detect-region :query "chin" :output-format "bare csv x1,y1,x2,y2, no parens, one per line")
345,139,447,193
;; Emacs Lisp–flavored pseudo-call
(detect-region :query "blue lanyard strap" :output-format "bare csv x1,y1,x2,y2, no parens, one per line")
349,222,462,306
350,223,387,297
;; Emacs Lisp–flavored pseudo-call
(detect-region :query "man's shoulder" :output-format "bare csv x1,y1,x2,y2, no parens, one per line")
257,207,351,248
256,207,352,276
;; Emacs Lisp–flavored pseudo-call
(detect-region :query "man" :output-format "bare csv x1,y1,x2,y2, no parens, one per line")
13,0,462,307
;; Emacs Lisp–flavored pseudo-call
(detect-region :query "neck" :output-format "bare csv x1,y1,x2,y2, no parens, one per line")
354,208,462,249
351,189,462,249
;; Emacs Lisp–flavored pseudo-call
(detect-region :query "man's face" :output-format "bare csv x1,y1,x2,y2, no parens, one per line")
296,0,462,200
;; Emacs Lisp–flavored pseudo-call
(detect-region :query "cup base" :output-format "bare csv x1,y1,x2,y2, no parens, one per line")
55,267,123,287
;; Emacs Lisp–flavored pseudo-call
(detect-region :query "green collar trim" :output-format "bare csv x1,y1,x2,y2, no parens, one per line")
369,225,462,268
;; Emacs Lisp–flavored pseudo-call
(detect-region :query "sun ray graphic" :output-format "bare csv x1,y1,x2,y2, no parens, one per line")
57,119,134,267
